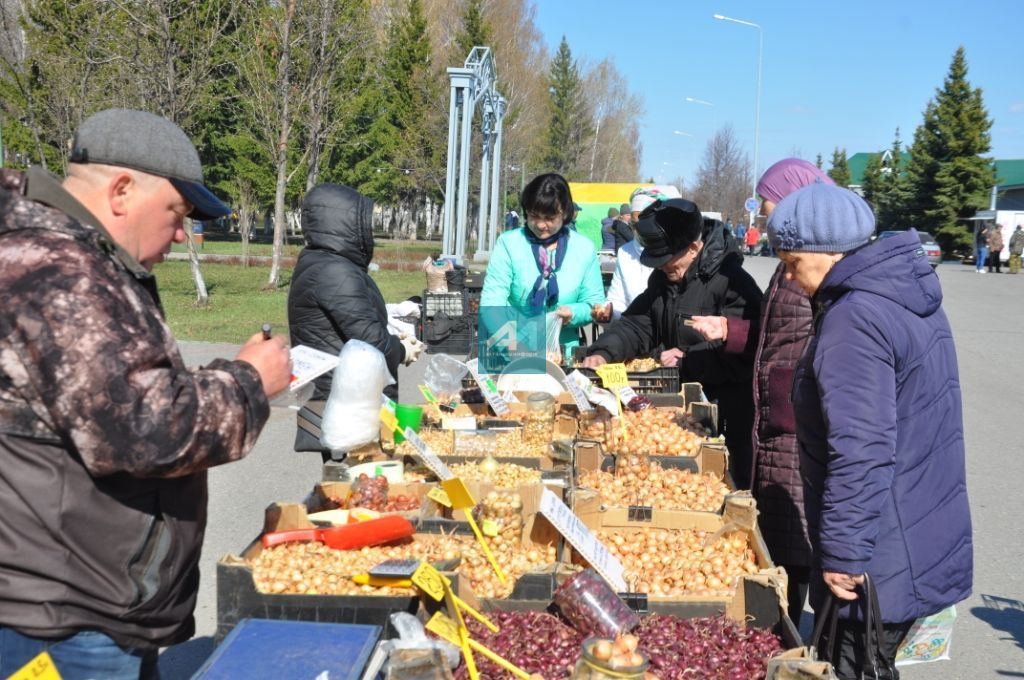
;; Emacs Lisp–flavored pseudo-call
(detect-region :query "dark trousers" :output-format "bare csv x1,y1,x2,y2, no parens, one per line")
816,617,913,680
988,251,1002,272
780,564,811,628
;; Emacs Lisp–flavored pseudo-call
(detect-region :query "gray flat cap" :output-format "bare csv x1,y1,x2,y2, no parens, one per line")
70,108,230,220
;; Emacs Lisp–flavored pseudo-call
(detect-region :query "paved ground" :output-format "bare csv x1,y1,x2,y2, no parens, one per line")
159,255,1024,678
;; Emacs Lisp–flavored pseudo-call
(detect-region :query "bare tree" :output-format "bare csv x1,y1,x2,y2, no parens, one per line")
581,58,643,183
691,124,750,220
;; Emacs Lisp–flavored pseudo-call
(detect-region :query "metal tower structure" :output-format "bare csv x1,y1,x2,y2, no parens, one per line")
441,46,506,261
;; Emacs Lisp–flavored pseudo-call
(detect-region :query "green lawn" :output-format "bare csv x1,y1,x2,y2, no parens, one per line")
170,238,439,258
154,261,425,343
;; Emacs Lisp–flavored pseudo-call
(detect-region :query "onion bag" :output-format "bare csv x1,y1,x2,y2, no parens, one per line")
320,340,395,453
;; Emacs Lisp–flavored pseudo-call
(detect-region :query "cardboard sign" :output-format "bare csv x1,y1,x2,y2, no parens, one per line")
469,367,511,416
427,487,453,507
7,652,60,680
403,428,454,480
419,384,438,404
538,488,627,591
564,376,594,413
288,345,340,392
595,363,629,390
426,610,462,645
441,478,476,510
379,407,399,434
412,561,449,602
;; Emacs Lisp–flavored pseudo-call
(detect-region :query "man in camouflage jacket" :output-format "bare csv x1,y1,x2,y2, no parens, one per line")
0,110,291,678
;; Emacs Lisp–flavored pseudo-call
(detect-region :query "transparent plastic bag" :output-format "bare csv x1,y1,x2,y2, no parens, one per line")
423,353,469,402
384,611,461,671
319,340,395,453
545,311,563,364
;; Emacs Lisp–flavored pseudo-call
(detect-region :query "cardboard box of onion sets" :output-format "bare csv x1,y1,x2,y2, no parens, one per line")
304,479,447,522
567,495,791,624
216,502,468,643
574,439,733,488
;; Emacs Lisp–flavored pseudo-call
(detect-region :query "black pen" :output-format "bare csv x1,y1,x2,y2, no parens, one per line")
261,323,272,340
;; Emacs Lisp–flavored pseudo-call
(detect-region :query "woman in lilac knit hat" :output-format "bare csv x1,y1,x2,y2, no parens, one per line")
689,158,833,627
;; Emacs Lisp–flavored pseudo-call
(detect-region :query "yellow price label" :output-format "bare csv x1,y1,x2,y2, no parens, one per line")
8,651,61,680
442,478,476,510
425,611,462,645
595,363,629,389
481,519,499,537
412,561,449,601
379,406,399,433
427,487,452,507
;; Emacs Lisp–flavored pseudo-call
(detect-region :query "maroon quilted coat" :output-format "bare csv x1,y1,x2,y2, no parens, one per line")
750,263,813,568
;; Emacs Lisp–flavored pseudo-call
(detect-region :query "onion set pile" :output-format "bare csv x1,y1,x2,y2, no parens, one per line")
453,610,584,680
449,460,542,488
578,461,729,513
446,611,783,680
249,535,461,596
580,408,711,456
636,615,783,680
595,528,759,597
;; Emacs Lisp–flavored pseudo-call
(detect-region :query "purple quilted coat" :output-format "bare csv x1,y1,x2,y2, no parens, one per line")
750,263,813,569
792,231,973,623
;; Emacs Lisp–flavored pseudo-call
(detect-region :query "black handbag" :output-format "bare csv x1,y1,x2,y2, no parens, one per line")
809,574,898,680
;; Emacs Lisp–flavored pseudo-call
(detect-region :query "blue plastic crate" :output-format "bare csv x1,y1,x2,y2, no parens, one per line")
193,618,380,680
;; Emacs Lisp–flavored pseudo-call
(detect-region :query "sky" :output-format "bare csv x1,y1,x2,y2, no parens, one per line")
531,0,1024,194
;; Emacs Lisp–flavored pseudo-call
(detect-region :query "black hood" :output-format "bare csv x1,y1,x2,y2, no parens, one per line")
687,218,744,282
300,184,375,269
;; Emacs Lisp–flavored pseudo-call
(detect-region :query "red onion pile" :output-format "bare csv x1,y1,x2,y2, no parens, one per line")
452,610,583,680
340,474,421,512
636,615,783,680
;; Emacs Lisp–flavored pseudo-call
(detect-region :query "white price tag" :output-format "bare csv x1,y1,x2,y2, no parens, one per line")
288,345,340,392
564,378,593,413
404,428,454,480
538,489,626,591
470,368,511,416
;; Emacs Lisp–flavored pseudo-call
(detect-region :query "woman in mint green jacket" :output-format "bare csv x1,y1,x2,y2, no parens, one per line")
480,173,604,351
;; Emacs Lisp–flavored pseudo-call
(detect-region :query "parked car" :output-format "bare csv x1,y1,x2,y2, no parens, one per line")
877,229,941,267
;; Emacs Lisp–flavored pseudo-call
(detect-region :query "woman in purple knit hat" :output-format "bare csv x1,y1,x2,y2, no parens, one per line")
689,158,833,627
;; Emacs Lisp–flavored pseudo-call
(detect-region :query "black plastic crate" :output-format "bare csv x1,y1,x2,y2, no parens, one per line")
576,365,681,395
421,313,474,355
422,289,466,318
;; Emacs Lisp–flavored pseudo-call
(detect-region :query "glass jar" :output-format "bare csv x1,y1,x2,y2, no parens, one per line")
554,569,639,639
523,391,555,450
573,637,649,680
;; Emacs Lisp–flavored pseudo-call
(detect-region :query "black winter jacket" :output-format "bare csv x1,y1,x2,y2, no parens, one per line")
587,223,762,486
612,217,634,252
288,185,404,449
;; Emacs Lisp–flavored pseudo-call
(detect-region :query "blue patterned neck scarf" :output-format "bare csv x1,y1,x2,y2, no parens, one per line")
524,226,569,313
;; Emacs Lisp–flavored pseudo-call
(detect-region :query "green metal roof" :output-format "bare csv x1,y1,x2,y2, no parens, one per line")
848,152,1024,189
995,159,1024,188
847,151,911,186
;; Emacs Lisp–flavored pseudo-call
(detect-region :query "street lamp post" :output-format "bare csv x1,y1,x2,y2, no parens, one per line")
713,13,762,225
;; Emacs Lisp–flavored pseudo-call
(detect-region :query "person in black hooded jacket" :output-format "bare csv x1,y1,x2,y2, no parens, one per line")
288,183,421,457
583,198,762,488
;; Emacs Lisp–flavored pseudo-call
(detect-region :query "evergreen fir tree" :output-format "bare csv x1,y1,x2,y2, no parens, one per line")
815,153,823,170
874,128,913,231
455,0,490,61
904,46,994,253
827,147,851,187
538,36,592,178
861,153,884,212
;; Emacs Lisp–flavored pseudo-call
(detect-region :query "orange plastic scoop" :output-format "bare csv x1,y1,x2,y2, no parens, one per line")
261,515,415,550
